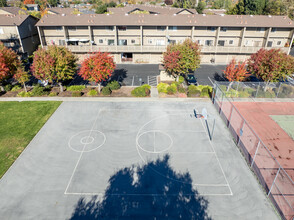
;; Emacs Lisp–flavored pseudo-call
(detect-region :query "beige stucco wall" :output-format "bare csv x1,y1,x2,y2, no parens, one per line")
194,27,217,36
42,26,64,36
92,26,115,36
218,27,242,37
0,26,18,39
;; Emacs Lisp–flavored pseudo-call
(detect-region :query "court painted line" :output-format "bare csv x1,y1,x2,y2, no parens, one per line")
64,109,103,195
200,118,233,196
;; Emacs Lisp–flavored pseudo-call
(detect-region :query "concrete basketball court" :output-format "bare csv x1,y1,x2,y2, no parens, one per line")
0,101,278,219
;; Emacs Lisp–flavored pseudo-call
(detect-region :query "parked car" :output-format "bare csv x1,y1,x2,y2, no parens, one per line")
186,74,198,85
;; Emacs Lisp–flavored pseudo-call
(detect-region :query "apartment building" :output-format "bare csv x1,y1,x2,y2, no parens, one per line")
36,12,294,64
0,8,40,57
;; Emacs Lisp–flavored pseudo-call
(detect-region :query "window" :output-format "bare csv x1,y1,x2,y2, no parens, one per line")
168,26,177,31
218,40,225,46
0,28,3,34
99,39,103,44
108,39,115,45
229,40,234,45
59,40,65,46
68,27,77,31
56,27,63,32
168,40,176,44
131,39,135,44
271,28,277,32
245,40,252,46
105,26,114,31
253,41,262,47
157,26,165,31
148,39,153,44
197,40,202,45
220,27,227,32
118,26,127,31
257,27,265,32
205,40,213,46
267,41,273,47
277,41,281,46
156,39,165,46
118,39,127,45
207,27,216,32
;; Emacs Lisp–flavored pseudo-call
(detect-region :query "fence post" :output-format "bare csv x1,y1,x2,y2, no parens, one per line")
237,119,245,146
219,91,224,114
227,105,234,127
255,82,260,98
235,81,240,97
251,141,260,168
276,83,281,98
268,167,281,196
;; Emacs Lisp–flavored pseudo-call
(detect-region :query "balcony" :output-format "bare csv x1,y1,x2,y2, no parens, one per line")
201,46,289,54
65,45,167,53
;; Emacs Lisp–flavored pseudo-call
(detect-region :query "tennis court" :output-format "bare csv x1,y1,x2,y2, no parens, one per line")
0,101,278,219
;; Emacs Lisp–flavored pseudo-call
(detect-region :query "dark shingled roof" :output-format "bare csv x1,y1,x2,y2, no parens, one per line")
0,14,30,26
36,14,294,28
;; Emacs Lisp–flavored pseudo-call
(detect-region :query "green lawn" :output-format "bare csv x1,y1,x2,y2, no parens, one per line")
270,115,294,140
0,101,61,178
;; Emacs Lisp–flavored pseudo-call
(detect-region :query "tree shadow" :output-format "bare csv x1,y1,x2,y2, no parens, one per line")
109,68,128,86
69,155,211,220
213,72,227,81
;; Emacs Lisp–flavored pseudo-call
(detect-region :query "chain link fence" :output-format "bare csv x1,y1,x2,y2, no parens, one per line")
213,82,294,220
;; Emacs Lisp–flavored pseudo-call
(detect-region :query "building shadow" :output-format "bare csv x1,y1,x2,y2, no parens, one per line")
69,155,211,220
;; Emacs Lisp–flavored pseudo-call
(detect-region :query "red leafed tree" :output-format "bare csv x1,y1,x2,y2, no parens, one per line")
162,50,182,78
248,48,294,84
24,0,35,4
0,42,24,91
14,69,29,92
223,59,250,82
31,46,77,92
78,52,116,92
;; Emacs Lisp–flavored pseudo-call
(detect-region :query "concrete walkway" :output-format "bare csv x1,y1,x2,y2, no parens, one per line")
150,87,158,98
0,97,211,102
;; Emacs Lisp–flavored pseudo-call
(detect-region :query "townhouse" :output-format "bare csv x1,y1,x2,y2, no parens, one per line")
36,6,294,64
0,7,40,57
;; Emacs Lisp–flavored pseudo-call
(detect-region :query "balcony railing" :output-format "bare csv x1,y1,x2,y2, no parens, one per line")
43,45,290,54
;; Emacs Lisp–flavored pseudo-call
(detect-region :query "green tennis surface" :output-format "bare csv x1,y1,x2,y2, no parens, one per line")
270,115,294,140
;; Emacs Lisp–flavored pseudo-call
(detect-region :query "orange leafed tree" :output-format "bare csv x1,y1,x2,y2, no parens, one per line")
78,52,116,92
223,59,250,82
24,0,35,4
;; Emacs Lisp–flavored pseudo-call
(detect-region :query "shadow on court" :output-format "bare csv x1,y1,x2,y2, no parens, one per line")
69,155,211,220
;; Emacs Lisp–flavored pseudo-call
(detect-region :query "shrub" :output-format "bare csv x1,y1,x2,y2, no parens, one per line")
188,85,201,97
102,86,112,96
17,91,33,97
256,90,276,98
131,85,150,97
48,92,58,97
178,87,186,93
67,85,86,92
167,84,177,95
200,87,210,97
157,83,169,93
87,89,98,96
72,91,82,97
11,85,22,91
31,85,48,96
107,81,120,90
4,84,13,91
171,82,179,90
179,76,184,84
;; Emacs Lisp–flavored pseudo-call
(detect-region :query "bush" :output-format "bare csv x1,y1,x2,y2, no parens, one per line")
17,91,33,97
11,85,22,91
179,76,184,84
178,87,186,93
157,83,169,93
67,85,86,92
4,84,13,91
131,85,150,97
167,84,177,95
107,81,120,90
72,91,82,97
87,89,98,96
102,86,112,96
200,87,210,97
256,90,276,98
48,92,58,97
31,85,48,96
188,85,201,97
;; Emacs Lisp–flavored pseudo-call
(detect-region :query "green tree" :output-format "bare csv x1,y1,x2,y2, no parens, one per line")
0,0,7,7
31,46,77,93
163,39,201,80
248,49,294,89
196,1,206,13
47,0,59,7
14,69,30,92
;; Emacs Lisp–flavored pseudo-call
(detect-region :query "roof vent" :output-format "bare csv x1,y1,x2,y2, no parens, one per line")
106,13,109,15
202,14,206,16
77,14,80,16
125,13,128,16
173,13,176,16
250,15,253,17
155,14,158,15
220,14,224,16
62,13,65,16
268,15,272,17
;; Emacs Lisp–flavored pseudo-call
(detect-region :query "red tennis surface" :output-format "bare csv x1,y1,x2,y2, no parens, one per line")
232,102,294,171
